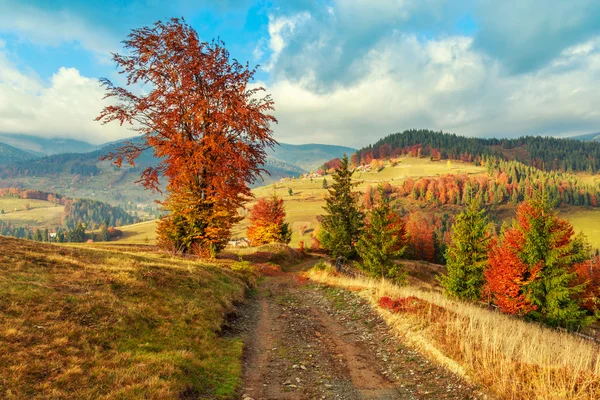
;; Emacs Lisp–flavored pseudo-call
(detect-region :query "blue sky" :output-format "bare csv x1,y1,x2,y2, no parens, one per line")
1,0,600,146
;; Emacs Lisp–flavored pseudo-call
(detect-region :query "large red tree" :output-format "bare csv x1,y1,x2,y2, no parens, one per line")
96,19,277,255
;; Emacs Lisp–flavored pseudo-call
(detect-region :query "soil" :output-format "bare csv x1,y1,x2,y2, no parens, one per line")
235,258,489,400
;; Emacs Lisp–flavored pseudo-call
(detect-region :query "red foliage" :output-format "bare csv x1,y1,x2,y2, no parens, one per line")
572,256,600,313
378,296,425,313
405,212,435,262
95,19,277,254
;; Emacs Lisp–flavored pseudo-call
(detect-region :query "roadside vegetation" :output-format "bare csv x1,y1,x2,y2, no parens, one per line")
0,236,256,399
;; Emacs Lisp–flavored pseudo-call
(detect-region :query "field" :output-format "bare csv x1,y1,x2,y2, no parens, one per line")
0,236,254,399
107,220,159,244
0,198,64,228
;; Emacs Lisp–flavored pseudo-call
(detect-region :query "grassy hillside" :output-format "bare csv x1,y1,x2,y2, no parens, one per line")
0,236,252,399
0,198,64,228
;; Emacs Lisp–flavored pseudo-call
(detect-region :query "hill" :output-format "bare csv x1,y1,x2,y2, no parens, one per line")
354,129,600,173
267,142,356,172
0,133,97,156
0,236,252,398
0,142,35,165
0,139,352,204
570,132,600,142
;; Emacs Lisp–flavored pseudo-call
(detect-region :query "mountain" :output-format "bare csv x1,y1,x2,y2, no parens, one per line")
0,133,97,156
0,142,35,165
267,143,356,172
569,132,600,142
0,138,350,203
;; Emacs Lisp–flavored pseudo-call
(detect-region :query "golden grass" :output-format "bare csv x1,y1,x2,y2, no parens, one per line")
0,236,253,399
307,268,600,400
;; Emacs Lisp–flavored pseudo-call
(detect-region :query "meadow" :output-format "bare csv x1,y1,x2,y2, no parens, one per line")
0,236,254,399
0,198,64,228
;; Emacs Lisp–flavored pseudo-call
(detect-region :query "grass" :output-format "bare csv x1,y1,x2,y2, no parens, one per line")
307,266,600,400
0,236,253,399
107,220,159,244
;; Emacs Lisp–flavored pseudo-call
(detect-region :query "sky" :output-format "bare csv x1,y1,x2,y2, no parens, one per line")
1,0,600,147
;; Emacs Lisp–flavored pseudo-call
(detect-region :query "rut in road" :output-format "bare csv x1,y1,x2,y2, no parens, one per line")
239,259,487,400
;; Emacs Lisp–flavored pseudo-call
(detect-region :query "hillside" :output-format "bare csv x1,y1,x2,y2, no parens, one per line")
0,139,352,204
0,133,97,156
0,236,252,398
0,142,35,165
354,129,600,173
0,188,140,239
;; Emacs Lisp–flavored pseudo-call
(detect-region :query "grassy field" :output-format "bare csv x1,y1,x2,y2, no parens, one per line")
0,198,64,228
0,236,253,399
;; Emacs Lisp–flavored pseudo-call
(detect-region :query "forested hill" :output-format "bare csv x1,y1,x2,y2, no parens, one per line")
0,142,35,165
354,129,600,173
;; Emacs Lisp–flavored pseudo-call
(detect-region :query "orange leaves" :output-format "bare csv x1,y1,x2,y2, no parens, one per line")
96,19,277,255
485,232,539,315
247,196,291,247
405,212,435,262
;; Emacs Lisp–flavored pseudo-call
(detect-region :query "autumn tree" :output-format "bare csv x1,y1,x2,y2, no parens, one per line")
440,195,492,301
247,195,291,246
96,18,276,256
405,212,435,262
485,192,593,328
356,185,407,280
318,155,363,259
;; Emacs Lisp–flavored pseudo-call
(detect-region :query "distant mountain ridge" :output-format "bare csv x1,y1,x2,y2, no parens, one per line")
267,142,355,172
0,133,97,156
0,136,353,202
0,142,35,165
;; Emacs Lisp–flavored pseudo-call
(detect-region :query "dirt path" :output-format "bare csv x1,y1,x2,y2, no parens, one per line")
239,259,487,400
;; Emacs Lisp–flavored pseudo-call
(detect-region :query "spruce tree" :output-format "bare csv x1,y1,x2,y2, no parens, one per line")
520,191,592,329
318,154,363,259
356,185,406,280
440,195,492,301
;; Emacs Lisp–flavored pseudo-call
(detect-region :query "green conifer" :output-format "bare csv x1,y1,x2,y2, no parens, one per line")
356,185,406,280
318,155,363,259
440,194,492,301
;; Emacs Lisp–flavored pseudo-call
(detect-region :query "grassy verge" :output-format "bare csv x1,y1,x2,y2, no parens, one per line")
307,266,600,400
0,236,253,399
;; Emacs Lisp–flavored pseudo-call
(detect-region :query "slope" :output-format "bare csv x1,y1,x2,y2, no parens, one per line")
0,236,252,399
267,142,356,171
0,141,35,165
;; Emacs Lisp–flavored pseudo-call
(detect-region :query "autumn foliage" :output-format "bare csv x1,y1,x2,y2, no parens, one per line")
96,19,276,255
247,196,291,247
405,212,435,262
485,195,593,328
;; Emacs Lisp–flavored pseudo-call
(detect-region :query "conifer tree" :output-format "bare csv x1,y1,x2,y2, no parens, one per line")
486,191,594,329
356,185,406,280
440,195,492,301
318,155,363,259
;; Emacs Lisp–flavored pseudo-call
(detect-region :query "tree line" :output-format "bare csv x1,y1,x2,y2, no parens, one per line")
353,129,600,173
397,158,600,209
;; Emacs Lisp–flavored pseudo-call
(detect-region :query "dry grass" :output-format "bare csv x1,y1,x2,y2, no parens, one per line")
307,267,600,400
0,236,253,399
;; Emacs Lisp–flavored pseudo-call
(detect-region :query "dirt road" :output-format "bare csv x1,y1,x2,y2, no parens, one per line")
238,259,486,400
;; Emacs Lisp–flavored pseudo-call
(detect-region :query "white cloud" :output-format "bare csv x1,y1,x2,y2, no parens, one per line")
260,12,311,72
266,32,600,147
0,3,117,60
0,53,132,144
